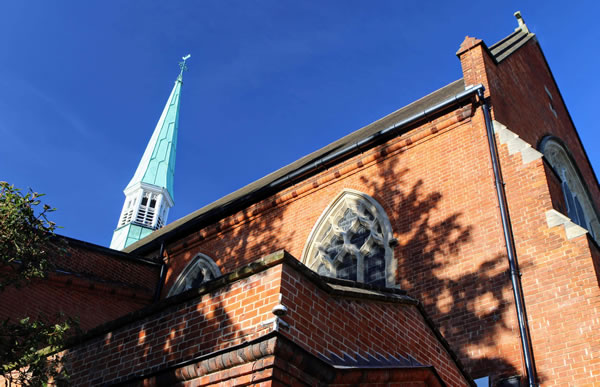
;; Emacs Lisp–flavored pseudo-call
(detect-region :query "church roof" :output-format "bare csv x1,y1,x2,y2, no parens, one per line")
124,25,534,254
124,78,467,253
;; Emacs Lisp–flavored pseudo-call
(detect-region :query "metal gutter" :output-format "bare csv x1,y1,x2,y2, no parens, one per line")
134,84,483,254
477,88,538,386
269,84,483,188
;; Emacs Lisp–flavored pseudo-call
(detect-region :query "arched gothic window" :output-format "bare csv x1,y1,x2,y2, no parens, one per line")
541,137,600,241
302,190,397,287
167,254,221,297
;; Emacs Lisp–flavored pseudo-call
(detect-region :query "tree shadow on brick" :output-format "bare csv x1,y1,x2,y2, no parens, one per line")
164,194,295,292
62,269,280,385
359,152,541,384
62,196,296,384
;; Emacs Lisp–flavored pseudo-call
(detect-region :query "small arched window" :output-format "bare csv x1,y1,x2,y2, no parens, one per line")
302,190,397,287
541,137,600,241
167,254,221,297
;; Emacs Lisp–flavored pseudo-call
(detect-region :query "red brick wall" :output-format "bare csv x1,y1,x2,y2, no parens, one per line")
64,264,282,385
159,103,525,381
279,263,469,386
0,241,160,331
0,274,152,331
58,239,160,290
147,33,600,385
61,257,468,386
501,141,600,384
482,39,600,209
459,36,600,385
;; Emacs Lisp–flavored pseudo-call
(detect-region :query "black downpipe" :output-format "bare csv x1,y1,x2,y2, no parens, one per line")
153,241,167,302
478,88,538,386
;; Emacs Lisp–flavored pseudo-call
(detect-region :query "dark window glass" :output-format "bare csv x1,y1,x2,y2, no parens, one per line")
562,181,576,220
574,196,586,229
365,246,386,286
337,254,357,281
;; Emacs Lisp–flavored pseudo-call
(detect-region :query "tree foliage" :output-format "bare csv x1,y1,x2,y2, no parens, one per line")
1,317,72,386
0,182,73,386
0,182,61,290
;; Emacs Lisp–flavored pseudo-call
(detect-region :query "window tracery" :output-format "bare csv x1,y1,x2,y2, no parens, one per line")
302,190,396,287
167,254,221,297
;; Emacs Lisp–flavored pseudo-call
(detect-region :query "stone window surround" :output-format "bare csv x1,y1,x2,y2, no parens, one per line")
540,136,600,241
167,253,222,297
301,189,398,288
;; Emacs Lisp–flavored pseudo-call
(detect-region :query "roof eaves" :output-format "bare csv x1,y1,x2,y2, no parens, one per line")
59,234,161,266
124,79,471,254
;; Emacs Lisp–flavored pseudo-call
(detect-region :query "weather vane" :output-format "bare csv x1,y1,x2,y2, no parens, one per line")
179,54,191,73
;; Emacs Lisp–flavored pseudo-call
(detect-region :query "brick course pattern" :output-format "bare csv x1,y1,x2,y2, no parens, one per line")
152,31,600,385
7,21,600,386
0,239,160,330
64,260,283,385
60,252,469,386
161,102,518,381
279,263,468,386
459,35,600,385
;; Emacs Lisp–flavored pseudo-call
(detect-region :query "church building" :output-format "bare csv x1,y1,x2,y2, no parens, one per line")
2,13,600,386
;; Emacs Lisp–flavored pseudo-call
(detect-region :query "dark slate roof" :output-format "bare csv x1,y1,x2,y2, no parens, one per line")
125,25,536,254
489,27,535,62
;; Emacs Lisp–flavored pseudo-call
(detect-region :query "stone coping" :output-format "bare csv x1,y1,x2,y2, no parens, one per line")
57,249,473,385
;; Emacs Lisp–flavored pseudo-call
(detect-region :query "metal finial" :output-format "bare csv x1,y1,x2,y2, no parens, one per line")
178,54,191,78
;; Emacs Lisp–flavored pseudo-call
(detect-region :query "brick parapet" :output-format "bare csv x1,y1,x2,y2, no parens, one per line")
65,251,289,350
63,264,283,384
159,100,521,381
59,251,470,386
0,277,152,332
58,236,161,290
457,37,495,98
278,260,470,386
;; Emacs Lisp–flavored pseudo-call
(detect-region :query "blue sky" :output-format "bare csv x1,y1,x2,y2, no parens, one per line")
1,2,598,247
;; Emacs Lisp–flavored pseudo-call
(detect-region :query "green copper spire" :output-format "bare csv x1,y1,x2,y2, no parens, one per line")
110,55,190,250
125,55,190,201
